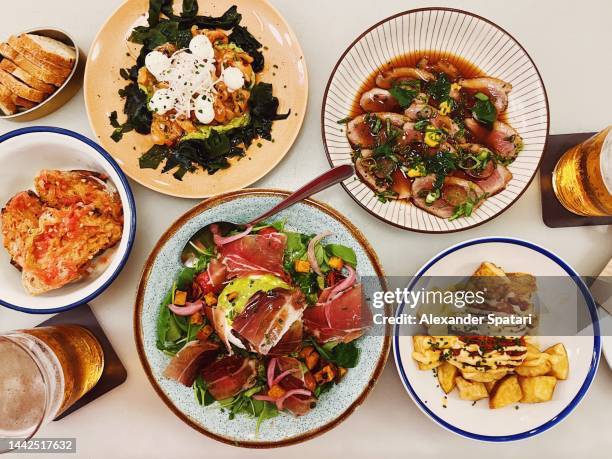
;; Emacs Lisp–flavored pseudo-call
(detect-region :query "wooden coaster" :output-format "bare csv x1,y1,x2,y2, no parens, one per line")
540,132,612,228
35,304,127,421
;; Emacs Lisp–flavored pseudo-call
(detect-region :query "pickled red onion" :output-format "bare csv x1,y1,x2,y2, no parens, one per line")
168,300,203,316
307,231,332,276
211,224,253,246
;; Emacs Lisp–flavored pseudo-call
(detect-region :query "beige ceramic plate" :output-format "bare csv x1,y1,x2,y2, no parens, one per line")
84,0,308,198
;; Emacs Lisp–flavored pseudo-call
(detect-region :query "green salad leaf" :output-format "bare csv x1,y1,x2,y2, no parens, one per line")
325,244,357,267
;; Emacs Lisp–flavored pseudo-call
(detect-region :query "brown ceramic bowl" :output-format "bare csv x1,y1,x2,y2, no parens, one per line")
134,189,390,447
84,0,308,199
0,28,83,121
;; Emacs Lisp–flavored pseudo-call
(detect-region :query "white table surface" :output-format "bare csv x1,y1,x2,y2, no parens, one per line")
1,0,611,458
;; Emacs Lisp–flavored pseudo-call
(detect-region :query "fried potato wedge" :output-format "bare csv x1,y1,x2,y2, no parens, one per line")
489,375,522,409
519,376,557,403
412,336,441,370
437,361,458,394
516,357,552,377
455,376,488,401
461,367,507,383
545,343,569,380
484,381,497,393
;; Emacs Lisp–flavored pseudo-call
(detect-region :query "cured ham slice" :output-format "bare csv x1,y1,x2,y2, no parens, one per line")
275,357,316,416
232,289,306,355
269,320,303,356
255,357,316,416
411,175,484,219
474,164,513,196
303,284,370,343
465,118,523,160
163,341,219,386
195,258,227,294
201,355,258,400
218,232,287,278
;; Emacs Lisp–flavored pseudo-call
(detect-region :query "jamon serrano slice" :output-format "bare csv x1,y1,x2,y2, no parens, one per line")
163,341,219,386
269,320,303,356
201,355,258,400
275,357,316,416
303,284,370,343
232,289,306,355
218,232,287,279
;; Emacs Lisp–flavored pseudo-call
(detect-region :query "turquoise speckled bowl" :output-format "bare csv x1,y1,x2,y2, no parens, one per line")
134,189,390,448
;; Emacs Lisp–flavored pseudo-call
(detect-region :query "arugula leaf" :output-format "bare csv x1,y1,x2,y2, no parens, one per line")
194,375,215,406
308,338,361,368
325,244,357,267
471,93,497,125
331,342,360,368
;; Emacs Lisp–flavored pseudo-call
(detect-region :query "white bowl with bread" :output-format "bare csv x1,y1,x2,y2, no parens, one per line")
0,28,82,121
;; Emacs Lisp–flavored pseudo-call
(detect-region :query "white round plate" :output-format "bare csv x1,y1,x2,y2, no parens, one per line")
0,127,136,314
322,8,549,232
393,237,599,441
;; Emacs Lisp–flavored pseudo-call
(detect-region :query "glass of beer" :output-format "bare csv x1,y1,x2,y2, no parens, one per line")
552,126,612,216
0,325,104,452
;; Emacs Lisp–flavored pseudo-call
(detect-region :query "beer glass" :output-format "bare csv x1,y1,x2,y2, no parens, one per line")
0,325,104,452
552,126,612,216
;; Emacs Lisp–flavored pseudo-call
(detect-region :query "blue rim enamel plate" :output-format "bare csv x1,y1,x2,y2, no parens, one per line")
322,8,549,232
0,127,136,314
134,190,390,447
393,237,600,441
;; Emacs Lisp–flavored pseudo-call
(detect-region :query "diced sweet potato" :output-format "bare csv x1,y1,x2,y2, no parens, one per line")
174,290,187,306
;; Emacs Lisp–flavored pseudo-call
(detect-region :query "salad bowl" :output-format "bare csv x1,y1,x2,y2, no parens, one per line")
134,189,390,447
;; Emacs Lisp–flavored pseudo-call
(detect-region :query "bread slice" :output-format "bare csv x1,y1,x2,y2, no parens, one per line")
0,43,65,86
11,93,36,110
8,36,71,79
0,68,46,102
0,81,16,115
0,58,54,94
14,34,75,70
